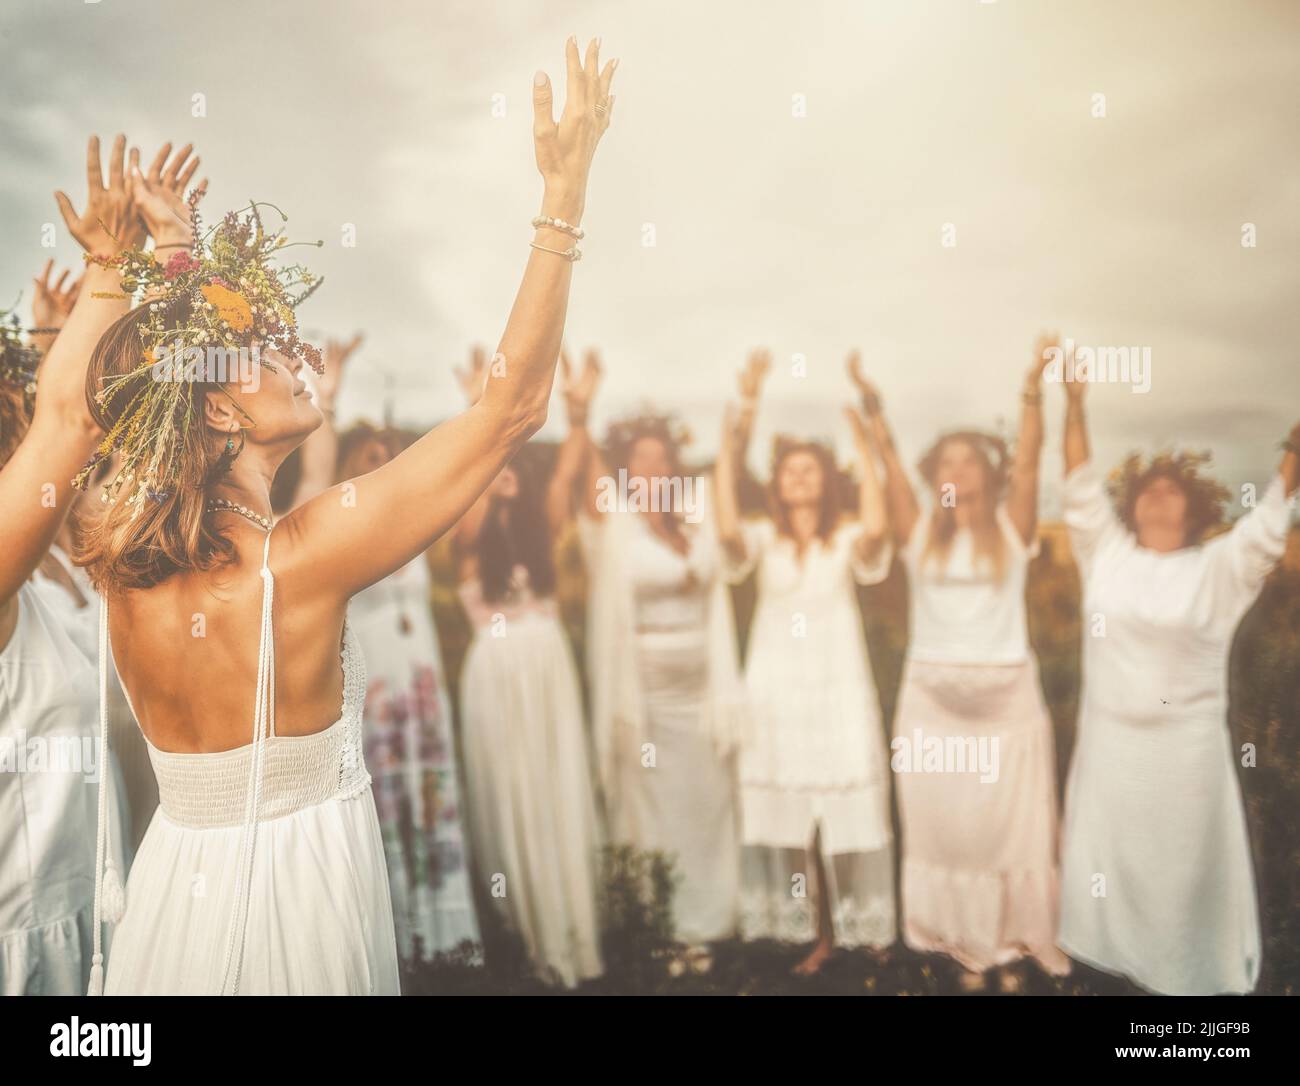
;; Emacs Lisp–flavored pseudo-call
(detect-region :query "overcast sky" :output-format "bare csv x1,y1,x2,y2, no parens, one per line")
1,0,1296,513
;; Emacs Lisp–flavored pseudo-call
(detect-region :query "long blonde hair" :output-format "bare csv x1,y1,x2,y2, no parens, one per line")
917,431,1008,581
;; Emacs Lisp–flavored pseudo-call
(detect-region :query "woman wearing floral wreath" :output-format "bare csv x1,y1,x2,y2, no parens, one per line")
74,38,616,995
1056,359,1299,995
0,135,199,994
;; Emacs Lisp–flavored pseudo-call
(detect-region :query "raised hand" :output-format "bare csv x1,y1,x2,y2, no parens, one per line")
843,405,872,451
128,142,206,251
31,259,82,331
738,348,770,403
560,346,602,425
454,345,491,406
1029,331,1060,384
54,134,143,258
316,333,364,409
846,350,882,415
532,37,617,224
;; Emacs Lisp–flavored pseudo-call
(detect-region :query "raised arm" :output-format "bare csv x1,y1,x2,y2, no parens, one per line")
29,260,83,358
287,38,617,599
844,404,889,567
1061,340,1090,472
848,351,917,546
714,404,746,560
732,348,769,463
546,347,600,536
1006,332,1054,545
0,137,200,604
287,333,363,509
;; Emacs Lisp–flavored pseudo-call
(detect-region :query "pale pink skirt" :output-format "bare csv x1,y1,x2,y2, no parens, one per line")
892,658,1069,976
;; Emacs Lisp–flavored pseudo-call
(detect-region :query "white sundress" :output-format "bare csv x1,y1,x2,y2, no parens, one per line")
458,566,604,987
97,532,400,995
1057,462,1292,995
0,582,111,995
724,518,896,949
349,557,480,962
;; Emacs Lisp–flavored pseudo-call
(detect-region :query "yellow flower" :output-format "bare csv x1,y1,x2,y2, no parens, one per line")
199,283,254,333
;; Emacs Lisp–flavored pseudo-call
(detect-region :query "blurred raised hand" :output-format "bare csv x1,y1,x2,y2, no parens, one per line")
560,346,602,426
454,345,491,406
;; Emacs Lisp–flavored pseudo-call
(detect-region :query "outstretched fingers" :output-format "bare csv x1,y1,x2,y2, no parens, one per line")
85,135,105,194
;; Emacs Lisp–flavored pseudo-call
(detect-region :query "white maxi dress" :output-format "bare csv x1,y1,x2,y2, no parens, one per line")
99,533,401,995
458,566,604,987
725,519,896,948
0,583,111,995
581,501,747,946
1058,462,1292,995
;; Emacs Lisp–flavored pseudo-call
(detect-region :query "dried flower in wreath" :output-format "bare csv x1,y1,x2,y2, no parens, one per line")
73,193,325,513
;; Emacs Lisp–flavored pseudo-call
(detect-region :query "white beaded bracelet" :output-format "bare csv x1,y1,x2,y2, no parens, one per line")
532,215,585,240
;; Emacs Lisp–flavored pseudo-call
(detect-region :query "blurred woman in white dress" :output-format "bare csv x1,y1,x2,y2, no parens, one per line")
581,402,747,953
861,340,1070,991
1056,364,1298,995
715,351,896,973
341,423,480,962
0,137,158,993
451,348,604,988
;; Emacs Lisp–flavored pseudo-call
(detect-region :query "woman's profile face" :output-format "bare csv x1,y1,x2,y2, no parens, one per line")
627,436,672,484
934,439,986,503
776,448,824,507
235,346,322,447
1134,474,1189,543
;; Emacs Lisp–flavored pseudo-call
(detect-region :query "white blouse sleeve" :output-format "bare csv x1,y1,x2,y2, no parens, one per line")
1062,460,1125,575
846,524,894,586
720,518,768,585
1204,474,1293,613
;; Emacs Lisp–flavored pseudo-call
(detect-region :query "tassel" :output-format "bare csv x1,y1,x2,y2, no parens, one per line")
102,860,126,924
87,953,105,996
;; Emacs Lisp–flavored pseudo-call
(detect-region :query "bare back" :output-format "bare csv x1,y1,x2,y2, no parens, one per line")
109,523,349,754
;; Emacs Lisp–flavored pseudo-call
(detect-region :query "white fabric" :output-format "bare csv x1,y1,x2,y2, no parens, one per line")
100,534,400,994
349,557,479,958
458,581,603,987
1058,461,1292,995
903,504,1038,664
579,482,745,944
33,551,158,856
0,583,114,995
724,518,896,948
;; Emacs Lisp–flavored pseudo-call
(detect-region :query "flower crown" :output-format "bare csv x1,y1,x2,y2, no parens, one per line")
0,301,40,409
1105,448,1230,530
73,195,324,507
604,408,693,466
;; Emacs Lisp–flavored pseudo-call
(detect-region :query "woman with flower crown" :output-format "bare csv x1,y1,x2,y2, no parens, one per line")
579,397,747,961
0,135,197,993
858,338,1071,992
68,38,616,995
714,350,897,975
449,346,604,988
1055,365,1299,995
